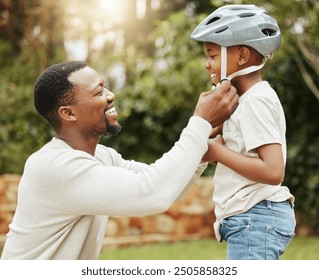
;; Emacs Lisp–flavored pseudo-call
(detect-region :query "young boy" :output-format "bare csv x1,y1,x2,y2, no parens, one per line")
191,4,296,260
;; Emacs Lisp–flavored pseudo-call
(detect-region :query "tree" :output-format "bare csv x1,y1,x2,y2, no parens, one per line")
0,0,65,173
243,0,319,102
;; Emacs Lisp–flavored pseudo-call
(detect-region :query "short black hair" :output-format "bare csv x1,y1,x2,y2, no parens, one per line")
34,61,87,130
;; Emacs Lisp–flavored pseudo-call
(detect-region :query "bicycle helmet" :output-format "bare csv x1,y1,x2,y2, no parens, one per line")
191,4,280,84
191,4,281,58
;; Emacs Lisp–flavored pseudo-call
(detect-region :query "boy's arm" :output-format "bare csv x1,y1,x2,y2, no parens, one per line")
204,135,284,185
210,124,223,138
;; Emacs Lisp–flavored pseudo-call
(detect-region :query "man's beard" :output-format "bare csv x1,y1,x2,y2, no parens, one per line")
91,120,122,137
105,121,122,136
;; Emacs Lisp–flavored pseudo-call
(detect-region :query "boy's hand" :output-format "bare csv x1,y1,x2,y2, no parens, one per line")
202,135,225,164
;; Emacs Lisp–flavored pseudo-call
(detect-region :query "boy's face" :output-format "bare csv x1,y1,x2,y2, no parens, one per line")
204,42,240,85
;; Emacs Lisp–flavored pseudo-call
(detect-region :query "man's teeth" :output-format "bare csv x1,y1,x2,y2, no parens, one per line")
105,107,116,115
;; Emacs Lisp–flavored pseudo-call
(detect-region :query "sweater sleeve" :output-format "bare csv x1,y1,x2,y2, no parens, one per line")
34,116,211,217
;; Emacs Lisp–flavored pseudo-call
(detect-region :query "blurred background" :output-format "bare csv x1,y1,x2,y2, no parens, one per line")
0,0,319,258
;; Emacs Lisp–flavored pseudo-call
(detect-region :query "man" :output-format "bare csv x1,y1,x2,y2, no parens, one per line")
1,61,238,259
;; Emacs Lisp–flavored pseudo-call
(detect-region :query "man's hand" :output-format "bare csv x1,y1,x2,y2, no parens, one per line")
193,80,238,127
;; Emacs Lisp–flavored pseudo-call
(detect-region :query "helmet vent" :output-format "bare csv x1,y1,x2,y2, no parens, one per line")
215,26,228,34
206,17,220,25
239,12,256,18
262,28,277,37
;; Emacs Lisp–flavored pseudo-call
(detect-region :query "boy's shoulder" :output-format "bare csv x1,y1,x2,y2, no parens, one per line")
246,81,276,97
240,81,281,107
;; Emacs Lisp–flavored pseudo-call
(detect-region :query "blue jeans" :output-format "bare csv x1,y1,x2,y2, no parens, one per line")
220,200,296,260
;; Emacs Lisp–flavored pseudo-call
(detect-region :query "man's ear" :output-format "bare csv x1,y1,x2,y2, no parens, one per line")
238,46,250,66
58,106,77,122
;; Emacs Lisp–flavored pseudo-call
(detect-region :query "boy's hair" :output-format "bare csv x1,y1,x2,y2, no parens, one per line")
34,61,87,130
191,4,280,58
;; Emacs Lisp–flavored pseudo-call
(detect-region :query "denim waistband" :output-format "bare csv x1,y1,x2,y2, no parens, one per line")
256,199,292,208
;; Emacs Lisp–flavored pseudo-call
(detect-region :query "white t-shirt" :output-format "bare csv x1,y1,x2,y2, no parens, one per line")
213,81,294,241
1,117,210,259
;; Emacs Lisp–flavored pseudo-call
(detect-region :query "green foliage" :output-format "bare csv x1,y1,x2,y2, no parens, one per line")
0,0,66,173
0,39,53,173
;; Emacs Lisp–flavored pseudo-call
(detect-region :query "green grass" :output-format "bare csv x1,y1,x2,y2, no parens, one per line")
99,236,319,260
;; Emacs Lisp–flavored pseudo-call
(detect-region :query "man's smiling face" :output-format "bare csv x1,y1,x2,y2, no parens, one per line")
67,66,121,137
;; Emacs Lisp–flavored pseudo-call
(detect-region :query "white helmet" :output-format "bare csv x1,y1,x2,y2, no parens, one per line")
191,4,281,58
191,4,280,84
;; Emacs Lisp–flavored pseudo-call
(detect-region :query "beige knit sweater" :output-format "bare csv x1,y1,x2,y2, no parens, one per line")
1,117,210,259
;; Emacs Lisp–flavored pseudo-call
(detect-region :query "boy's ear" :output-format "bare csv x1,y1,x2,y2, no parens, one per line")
238,46,250,66
58,106,77,122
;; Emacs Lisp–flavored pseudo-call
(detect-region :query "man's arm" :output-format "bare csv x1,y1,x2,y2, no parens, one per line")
50,117,211,216
111,148,208,201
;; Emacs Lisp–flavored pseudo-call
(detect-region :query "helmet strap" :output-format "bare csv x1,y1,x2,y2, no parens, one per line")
221,46,227,80
226,59,267,81
212,47,268,90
